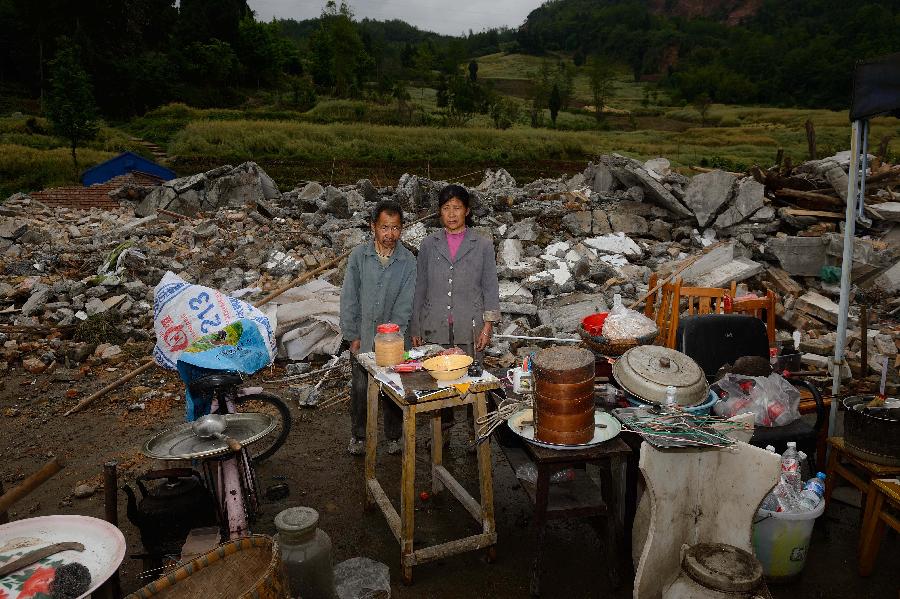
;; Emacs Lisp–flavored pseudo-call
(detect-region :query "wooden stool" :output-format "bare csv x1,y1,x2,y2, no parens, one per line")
824,437,900,511
500,437,631,597
358,353,499,585
858,478,900,576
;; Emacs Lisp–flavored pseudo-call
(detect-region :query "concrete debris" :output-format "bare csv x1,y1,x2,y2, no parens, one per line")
683,170,737,228
2,151,899,383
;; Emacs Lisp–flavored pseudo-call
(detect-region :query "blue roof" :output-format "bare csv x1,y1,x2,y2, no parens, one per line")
81,151,176,186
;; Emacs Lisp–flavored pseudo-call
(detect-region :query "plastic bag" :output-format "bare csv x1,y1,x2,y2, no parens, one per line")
713,373,800,427
514,463,575,484
601,294,658,340
152,271,275,369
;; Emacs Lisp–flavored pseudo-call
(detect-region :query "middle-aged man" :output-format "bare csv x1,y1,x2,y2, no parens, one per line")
339,200,416,456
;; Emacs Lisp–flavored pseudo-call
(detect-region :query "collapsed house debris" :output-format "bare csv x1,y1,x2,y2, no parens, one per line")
2,153,899,391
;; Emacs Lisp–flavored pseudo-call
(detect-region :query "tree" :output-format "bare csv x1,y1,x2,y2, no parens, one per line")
309,1,369,97
468,60,478,81
693,92,712,126
588,57,615,122
489,96,520,129
443,74,489,127
46,40,99,183
548,83,561,127
572,48,585,66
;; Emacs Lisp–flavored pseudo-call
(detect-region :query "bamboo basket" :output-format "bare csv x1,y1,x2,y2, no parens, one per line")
126,535,288,599
578,327,658,357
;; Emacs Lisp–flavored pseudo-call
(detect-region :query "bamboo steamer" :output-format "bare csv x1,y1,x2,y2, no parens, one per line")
533,346,596,445
126,536,288,599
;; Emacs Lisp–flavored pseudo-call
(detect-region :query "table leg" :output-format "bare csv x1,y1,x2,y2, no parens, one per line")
431,410,444,495
364,375,379,510
529,462,550,597
858,489,886,576
823,444,839,508
597,459,620,587
473,392,496,550
400,405,416,585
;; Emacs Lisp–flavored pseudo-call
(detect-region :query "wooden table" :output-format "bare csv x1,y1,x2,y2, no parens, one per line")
357,353,500,584
499,431,631,596
858,477,900,576
824,437,900,513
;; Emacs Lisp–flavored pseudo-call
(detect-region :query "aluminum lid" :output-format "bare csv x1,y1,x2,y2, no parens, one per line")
612,345,709,407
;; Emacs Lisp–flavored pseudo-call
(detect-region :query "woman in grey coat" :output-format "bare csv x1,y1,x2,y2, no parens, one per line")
411,184,501,444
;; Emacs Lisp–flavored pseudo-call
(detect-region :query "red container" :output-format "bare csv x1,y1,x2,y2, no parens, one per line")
581,312,609,337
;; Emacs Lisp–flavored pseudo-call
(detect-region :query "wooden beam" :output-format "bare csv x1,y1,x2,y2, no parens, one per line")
406,533,498,566
433,465,483,524
774,188,842,207
780,208,844,219
367,479,401,542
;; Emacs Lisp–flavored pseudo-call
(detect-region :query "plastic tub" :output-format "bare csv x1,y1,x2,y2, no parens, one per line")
751,500,825,581
626,389,719,415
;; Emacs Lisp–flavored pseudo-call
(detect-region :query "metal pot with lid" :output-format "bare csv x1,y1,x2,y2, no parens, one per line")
613,345,709,407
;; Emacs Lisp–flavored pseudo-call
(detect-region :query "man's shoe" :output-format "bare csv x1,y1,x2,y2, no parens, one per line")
386,439,402,455
348,436,365,456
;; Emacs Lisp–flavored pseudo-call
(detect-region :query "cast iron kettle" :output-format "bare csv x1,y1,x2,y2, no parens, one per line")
123,468,216,558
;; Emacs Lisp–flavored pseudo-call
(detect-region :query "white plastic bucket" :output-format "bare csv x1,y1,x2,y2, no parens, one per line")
752,500,825,581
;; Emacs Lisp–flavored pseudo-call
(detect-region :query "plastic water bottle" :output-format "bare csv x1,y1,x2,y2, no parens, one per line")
760,491,779,512
664,385,677,413
781,442,802,493
772,478,800,512
797,472,827,511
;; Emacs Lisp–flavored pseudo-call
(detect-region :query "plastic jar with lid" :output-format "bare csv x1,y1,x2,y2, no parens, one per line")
274,507,336,599
374,322,404,366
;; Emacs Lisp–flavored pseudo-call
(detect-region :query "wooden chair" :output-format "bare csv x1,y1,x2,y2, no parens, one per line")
858,478,900,576
728,288,777,347
669,281,729,349
644,273,681,348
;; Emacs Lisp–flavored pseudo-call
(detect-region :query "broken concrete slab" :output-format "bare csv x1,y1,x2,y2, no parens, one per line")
675,242,735,283
561,211,592,236
507,218,539,241
20,288,51,317
608,213,649,236
795,291,840,326
713,178,765,229
628,167,692,217
692,257,764,288
584,162,616,194
874,261,900,293
592,210,612,234
766,236,828,276
683,170,736,227
499,280,533,303
537,293,608,333
584,233,642,257
870,201,900,222
0,218,28,240
134,185,177,217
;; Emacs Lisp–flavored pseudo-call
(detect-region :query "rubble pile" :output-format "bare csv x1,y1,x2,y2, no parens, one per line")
2,154,899,388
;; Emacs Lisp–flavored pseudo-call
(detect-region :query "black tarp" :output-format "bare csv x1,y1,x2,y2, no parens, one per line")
850,52,900,121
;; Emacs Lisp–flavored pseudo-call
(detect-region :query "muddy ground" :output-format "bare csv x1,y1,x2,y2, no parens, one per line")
1,358,897,598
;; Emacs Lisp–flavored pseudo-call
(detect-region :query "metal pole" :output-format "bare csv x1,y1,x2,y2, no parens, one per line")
830,119,863,442
857,120,871,224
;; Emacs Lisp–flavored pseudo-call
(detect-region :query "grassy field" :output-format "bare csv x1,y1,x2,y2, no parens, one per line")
4,53,900,197
0,115,144,197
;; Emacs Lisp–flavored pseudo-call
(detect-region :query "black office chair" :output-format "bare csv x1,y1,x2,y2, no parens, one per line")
676,314,825,470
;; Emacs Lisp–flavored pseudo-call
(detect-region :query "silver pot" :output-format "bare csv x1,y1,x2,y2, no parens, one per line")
612,345,709,407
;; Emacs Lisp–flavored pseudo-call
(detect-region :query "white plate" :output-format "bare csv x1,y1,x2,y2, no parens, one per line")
507,408,621,450
0,515,126,599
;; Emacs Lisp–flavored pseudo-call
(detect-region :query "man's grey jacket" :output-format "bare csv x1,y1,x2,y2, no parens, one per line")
339,239,417,353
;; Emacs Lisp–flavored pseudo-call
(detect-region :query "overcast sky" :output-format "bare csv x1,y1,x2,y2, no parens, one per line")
247,0,542,35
